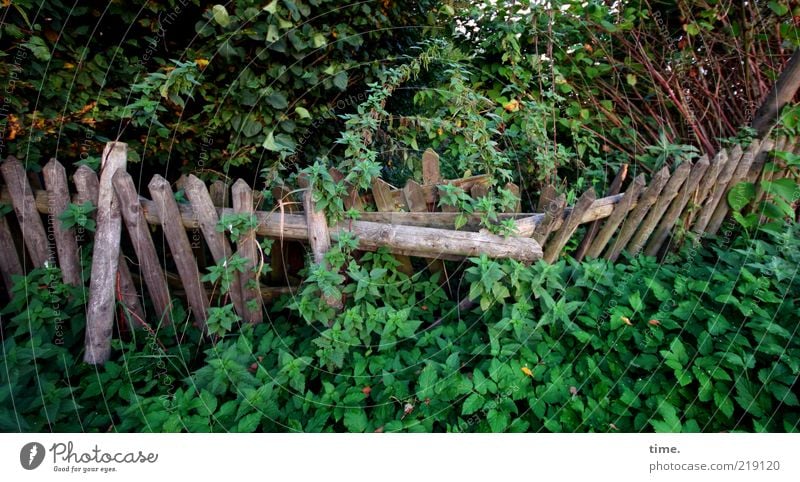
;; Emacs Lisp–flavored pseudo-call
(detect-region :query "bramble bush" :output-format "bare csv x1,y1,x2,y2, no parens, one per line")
2,221,798,432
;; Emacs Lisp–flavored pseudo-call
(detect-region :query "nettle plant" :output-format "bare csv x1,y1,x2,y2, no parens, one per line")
113,220,800,433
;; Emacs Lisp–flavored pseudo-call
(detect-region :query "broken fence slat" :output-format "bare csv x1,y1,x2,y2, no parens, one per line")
532,193,566,246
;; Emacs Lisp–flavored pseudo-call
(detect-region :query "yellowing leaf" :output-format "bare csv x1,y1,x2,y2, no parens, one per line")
621,316,633,326
195,58,209,68
503,99,520,112
521,366,533,377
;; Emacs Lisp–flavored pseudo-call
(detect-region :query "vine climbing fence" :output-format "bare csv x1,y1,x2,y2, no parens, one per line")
0,135,795,364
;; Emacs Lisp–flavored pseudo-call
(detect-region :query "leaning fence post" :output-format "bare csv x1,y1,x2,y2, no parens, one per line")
42,159,81,285
1,157,52,269
84,142,127,365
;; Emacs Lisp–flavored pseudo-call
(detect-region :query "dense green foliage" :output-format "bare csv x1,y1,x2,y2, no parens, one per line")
2,222,798,432
2,0,800,434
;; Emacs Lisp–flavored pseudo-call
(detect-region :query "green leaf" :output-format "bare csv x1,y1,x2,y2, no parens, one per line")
462,393,484,415
262,0,279,14
487,410,508,432
333,71,348,91
727,182,755,211
212,5,231,27
237,412,261,432
266,92,289,109
295,106,311,119
714,391,734,418
343,409,368,432
418,364,438,399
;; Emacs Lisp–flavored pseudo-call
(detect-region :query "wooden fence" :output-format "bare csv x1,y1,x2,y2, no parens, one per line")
0,136,794,364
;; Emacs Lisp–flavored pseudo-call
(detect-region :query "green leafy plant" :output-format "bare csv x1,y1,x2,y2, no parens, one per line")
57,201,97,232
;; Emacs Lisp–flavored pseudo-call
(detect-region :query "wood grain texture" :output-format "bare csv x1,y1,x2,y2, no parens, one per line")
184,175,247,319
73,165,145,324
574,164,627,261
113,170,173,326
644,156,711,257
149,174,209,330
232,179,263,324
684,150,728,230
707,138,772,235
692,141,751,235
84,142,126,365
585,174,646,260
532,193,566,245
0,215,22,298
543,188,595,263
1,157,52,268
422,148,442,185
42,159,81,285
626,161,692,256
606,166,671,262
371,177,413,274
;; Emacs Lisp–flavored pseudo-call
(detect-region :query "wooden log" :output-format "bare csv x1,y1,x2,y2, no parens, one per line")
334,221,543,262
626,161,692,255
532,193,566,246
42,159,81,285
585,174,646,259
372,177,413,275
574,164,627,261
432,175,491,207
149,174,209,330
606,166,671,262
232,179,263,324
691,141,754,235
73,165,145,323
84,142,127,365
113,171,173,326
422,148,442,185
1,157,52,268
1,187,548,262
543,188,596,263
707,138,772,235
644,156,711,257
184,175,247,319
0,215,22,298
